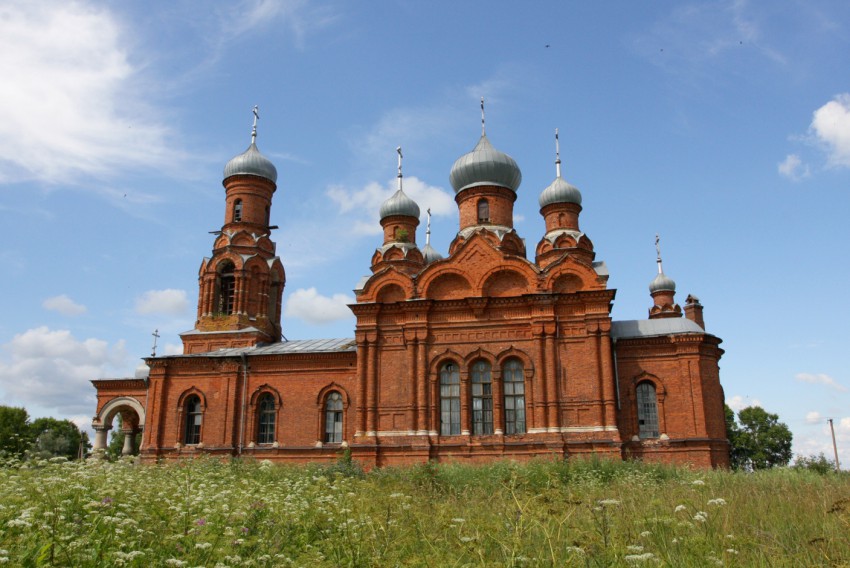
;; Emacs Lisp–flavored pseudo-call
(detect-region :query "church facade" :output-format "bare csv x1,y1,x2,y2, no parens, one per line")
91,114,729,468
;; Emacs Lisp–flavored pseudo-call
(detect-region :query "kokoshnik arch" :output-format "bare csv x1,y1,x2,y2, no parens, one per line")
91,105,729,468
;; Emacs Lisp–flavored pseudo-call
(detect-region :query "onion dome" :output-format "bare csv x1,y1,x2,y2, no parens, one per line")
539,176,582,208
379,189,420,220
134,361,151,380
449,135,522,193
223,142,278,183
649,271,676,293
422,243,443,264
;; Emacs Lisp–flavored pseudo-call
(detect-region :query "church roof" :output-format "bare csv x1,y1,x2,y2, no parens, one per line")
167,338,357,358
611,318,704,339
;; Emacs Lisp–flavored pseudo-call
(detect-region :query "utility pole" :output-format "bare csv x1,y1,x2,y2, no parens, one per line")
828,418,841,472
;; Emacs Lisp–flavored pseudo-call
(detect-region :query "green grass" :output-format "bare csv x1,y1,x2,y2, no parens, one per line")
0,455,848,566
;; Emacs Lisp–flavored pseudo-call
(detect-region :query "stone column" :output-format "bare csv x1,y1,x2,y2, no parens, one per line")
93,426,109,451
121,428,136,456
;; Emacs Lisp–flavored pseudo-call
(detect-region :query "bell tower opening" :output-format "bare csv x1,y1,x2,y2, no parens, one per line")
216,261,236,315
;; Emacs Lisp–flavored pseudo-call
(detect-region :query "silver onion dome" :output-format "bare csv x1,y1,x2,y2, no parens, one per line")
649,272,676,294
223,142,278,183
449,135,522,194
379,189,420,220
421,243,443,264
539,176,582,208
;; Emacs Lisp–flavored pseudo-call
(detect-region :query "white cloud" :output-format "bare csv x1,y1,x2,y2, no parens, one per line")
284,288,354,325
777,154,810,181
810,94,850,168
135,289,189,316
327,176,455,237
795,372,847,392
794,417,850,468
162,343,184,356
0,0,179,185
42,294,87,316
220,0,339,49
0,326,128,416
805,411,824,424
726,394,761,412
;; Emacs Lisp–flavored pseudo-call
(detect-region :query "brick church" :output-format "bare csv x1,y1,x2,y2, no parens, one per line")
91,109,730,468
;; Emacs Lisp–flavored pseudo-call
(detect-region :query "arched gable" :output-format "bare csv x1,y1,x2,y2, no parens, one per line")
423,271,472,300
231,230,258,247
480,267,534,297
357,267,415,303
463,347,497,368
542,256,606,292
376,283,406,303
177,387,207,410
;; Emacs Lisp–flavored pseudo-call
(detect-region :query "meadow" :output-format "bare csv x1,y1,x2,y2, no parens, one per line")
0,454,848,567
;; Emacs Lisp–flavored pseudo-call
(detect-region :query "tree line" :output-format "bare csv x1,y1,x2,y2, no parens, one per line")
0,405,89,460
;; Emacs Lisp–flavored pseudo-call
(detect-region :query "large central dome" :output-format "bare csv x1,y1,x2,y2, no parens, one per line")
223,142,278,184
449,135,522,194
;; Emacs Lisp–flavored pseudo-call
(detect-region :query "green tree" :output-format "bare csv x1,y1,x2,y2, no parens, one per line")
726,404,793,470
29,417,88,460
0,405,35,458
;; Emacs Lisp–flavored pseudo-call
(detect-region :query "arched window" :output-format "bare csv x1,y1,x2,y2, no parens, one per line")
184,395,202,445
477,199,490,223
471,361,493,435
217,262,236,315
324,392,343,444
636,382,660,439
440,362,461,435
257,393,276,444
233,199,243,222
503,359,526,434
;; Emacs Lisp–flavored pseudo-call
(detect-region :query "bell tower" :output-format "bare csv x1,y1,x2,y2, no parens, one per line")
181,107,286,353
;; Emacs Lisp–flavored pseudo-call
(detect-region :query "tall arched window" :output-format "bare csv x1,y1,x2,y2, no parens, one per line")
184,395,202,445
477,199,490,223
636,382,659,439
233,199,243,222
471,361,493,435
217,262,236,315
324,392,343,444
503,359,526,434
257,393,276,444
440,362,461,436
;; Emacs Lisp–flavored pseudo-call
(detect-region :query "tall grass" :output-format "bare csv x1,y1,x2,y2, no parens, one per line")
0,455,847,566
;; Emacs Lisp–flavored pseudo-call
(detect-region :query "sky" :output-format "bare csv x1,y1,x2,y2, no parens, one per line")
0,0,848,466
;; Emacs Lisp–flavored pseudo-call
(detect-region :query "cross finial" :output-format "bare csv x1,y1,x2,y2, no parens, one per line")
151,329,160,357
251,105,259,144
655,233,664,274
426,208,432,245
480,97,486,136
555,128,562,178
396,146,403,192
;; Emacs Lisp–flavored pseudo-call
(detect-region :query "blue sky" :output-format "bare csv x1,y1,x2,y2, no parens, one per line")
1,0,848,466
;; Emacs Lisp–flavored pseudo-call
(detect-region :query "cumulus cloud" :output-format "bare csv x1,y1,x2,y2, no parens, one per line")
135,289,189,316
0,326,128,416
805,411,824,424
795,372,847,392
777,154,810,181
327,176,455,236
284,288,354,325
810,94,850,168
0,0,179,185
726,394,761,412
42,294,87,316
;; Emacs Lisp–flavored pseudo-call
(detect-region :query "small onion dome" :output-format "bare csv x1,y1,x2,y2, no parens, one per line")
422,243,443,264
379,189,420,220
539,176,582,208
649,272,676,294
449,135,522,194
134,361,151,380
223,142,278,183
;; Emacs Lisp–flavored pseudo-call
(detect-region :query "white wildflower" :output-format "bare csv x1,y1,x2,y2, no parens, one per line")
451,518,465,523
693,511,708,523
195,542,212,550
598,499,621,506
624,552,656,563
627,545,644,552
674,504,687,513
707,498,727,506
165,560,187,567
565,546,585,555
726,549,738,555
692,479,705,486
640,531,651,538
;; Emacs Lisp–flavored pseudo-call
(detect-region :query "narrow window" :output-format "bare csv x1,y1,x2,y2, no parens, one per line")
324,392,344,444
233,199,243,222
477,199,490,223
503,359,526,434
257,393,276,444
471,361,493,435
265,206,270,226
184,395,202,445
636,382,660,439
217,262,235,315
440,363,461,435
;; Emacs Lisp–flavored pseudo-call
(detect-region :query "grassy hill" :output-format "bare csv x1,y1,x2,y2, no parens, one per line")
1,454,848,566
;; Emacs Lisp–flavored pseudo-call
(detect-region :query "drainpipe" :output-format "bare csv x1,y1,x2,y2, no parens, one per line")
612,338,621,410
238,353,249,456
